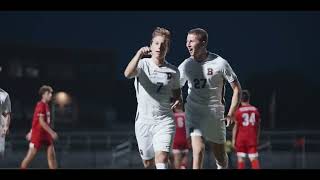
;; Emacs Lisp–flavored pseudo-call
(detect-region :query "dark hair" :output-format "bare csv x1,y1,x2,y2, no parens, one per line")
241,90,250,102
39,85,53,97
188,28,208,45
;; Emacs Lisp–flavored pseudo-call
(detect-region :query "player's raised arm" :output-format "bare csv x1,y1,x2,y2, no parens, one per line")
124,46,151,79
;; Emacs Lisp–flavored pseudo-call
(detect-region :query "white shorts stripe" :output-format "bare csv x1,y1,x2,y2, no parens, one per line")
248,153,259,158
172,149,189,154
237,152,246,158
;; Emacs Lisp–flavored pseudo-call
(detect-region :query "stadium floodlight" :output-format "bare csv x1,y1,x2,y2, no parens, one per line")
54,91,71,107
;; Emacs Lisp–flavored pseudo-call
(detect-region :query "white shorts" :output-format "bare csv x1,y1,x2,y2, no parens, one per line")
135,116,175,160
172,149,189,154
0,136,5,153
237,152,259,158
185,103,226,144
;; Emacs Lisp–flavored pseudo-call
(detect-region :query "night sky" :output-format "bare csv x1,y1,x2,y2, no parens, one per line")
1,11,319,83
1,11,320,130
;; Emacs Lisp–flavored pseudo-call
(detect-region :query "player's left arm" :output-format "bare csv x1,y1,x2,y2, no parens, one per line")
26,129,32,141
2,113,11,135
2,95,11,135
226,80,242,124
222,61,241,126
171,70,183,109
171,88,182,110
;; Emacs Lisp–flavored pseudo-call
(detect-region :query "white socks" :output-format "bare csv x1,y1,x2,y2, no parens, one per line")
156,163,168,169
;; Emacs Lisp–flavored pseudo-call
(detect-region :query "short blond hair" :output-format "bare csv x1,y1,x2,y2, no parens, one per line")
151,27,171,48
39,85,53,97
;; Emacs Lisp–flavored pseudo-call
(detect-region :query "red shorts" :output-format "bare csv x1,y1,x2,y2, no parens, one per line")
30,132,53,150
173,140,189,151
235,144,258,158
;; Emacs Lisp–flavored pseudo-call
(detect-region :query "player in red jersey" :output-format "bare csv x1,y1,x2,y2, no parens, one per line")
232,90,261,169
21,85,58,169
171,102,190,169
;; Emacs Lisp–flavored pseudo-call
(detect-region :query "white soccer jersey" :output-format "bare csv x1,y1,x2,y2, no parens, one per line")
134,58,180,123
0,88,11,127
178,52,237,108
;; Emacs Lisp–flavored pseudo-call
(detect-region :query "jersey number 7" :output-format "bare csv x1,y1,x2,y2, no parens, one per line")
156,82,164,93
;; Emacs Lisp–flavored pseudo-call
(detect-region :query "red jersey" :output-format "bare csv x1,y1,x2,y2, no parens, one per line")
173,112,188,150
31,101,51,141
235,104,260,147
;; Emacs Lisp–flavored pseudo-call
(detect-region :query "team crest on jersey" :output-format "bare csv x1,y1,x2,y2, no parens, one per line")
207,68,214,75
166,73,172,79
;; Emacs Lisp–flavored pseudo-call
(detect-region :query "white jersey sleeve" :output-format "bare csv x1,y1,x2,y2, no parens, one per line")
222,60,237,83
178,60,187,88
4,95,11,114
136,58,146,77
0,89,11,127
172,69,181,90
0,90,11,114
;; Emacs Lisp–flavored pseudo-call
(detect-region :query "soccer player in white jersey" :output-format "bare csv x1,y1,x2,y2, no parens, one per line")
0,88,11,158
124,27,182,169
178,28,242,169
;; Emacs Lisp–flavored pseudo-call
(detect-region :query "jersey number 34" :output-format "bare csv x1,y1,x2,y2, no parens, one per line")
242,112,256,126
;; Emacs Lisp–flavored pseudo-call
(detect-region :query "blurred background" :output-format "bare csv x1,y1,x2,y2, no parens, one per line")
0,11,320,169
